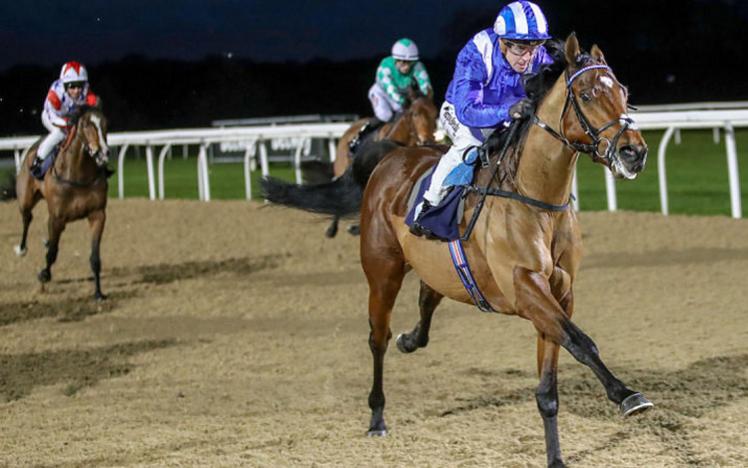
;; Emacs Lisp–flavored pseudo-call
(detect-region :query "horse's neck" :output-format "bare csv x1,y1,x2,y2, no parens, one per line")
382,113,413,144
515,79,578,205
56,133,94,179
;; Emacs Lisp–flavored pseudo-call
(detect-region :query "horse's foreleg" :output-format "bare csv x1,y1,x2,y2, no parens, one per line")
16,209,33,257
39,216,65,284
537,335,564,468
88,209,106,300
396,280,443,353
514,267,652,415
535,287,572,468
15,177,41,257
364,255,405,437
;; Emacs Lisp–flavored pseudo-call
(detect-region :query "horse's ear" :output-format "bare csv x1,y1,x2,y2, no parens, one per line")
591,44,607,64
564,32,580,65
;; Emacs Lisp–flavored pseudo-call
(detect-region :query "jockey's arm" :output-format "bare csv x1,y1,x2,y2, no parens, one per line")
413,62,433,97
44,89,70,128
452,43,511,128
376,61,406,107
85,90,99,107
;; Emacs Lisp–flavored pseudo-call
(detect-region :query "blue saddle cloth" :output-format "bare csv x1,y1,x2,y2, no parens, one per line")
406,170,466,242
405,148,481,241
31,148,58,180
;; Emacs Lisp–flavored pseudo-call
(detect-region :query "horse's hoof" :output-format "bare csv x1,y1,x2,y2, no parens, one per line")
367,428,388,437
347,224,360,236
38,269,51,283
620,392,654,417
396,333,416,354
14,245,27,257
94,293,107,302
325,224,338,238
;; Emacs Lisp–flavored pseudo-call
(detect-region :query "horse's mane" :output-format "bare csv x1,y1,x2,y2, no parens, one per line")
483,40,582,189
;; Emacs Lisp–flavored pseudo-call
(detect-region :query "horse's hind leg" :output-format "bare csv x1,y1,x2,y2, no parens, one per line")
363,252,406,436
325,215,339,238
396,280,443,353
88,209,107,300
38,216,65,284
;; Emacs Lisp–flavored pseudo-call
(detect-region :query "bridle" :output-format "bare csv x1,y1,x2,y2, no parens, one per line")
52,113,109,187
533,64,637,165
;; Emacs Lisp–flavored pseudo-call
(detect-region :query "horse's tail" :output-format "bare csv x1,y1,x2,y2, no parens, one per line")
0,170,17,200
261,139,402,217
261,169,362,217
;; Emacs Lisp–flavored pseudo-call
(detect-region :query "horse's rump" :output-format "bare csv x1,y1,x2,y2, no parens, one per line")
362,145,445,219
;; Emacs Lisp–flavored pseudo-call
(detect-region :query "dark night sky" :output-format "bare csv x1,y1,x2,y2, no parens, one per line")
4,0,745,68
2,0,517,68
2,0,748,133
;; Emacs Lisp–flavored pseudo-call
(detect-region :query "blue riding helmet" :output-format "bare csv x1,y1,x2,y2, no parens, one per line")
493,1,551,41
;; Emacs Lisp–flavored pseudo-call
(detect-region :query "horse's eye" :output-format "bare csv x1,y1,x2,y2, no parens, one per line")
580,92,592,103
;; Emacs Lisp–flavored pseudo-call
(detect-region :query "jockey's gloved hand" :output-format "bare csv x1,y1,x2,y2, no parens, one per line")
509,98,534,120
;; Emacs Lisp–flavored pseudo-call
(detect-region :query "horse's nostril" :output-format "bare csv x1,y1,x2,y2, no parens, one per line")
619,145,641,162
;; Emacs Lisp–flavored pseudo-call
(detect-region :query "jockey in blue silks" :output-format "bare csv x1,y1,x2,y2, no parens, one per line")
411,1,553,237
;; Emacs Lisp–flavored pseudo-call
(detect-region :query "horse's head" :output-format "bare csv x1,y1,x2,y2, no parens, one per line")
559,33,647,179
403,82,438,145
74,107,110,167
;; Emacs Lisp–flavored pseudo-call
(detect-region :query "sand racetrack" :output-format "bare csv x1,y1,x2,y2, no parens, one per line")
1,199,747,467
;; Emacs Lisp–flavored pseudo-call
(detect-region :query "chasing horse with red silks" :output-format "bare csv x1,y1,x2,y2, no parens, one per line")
263,34,652,466
11,106,112,300
324,85,437,238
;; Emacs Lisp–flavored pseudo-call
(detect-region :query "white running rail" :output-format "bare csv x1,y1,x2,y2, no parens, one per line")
1,110,745,217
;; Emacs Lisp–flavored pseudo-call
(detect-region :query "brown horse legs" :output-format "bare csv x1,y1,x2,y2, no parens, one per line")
535,289,573,468
396,281,443,353
15,189,42,257
38,216,65,284
515,267,652,412
88,210,106,300
16,209,33,256
364,256,405,436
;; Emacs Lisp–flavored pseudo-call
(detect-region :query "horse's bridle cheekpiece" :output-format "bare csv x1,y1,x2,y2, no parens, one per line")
534,64,636,167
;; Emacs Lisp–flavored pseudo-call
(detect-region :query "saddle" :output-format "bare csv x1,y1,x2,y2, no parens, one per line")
348,117,385,155
30,127,77,181
405,125,514,241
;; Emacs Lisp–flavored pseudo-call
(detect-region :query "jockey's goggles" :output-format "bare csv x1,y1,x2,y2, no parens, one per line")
65,82,85,90
503,40,545,57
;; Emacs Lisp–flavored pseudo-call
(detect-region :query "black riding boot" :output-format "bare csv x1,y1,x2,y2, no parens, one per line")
409,200,435,238
30,157,45,180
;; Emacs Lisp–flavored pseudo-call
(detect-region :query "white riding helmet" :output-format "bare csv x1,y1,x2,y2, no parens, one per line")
391,38,419,61
60,61,89,84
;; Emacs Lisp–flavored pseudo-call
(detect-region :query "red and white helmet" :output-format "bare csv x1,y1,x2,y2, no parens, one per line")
59,61,89,84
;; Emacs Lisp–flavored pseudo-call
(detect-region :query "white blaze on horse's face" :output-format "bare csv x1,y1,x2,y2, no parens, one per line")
599,76,614,89
89,114,109,164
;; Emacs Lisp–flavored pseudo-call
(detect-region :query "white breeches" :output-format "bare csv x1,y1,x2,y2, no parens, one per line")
422,101,494,206
38,112,66,160
368,84,402,122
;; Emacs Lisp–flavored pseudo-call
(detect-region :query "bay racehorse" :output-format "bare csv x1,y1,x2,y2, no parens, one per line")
261,34,652,467
359,34,651,467
14,106,111,300
324,85,437,237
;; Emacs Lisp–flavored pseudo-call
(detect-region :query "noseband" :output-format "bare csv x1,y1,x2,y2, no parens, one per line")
534,64,636,164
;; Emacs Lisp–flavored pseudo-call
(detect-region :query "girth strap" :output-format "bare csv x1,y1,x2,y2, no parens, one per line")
448,239,497,313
